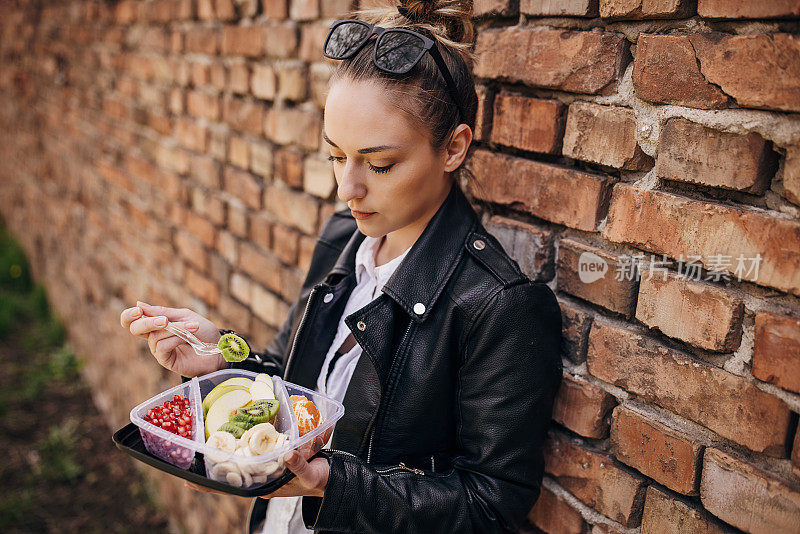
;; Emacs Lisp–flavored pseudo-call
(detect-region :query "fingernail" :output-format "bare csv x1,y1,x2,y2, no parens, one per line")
155,317,167,327
186,322,198,330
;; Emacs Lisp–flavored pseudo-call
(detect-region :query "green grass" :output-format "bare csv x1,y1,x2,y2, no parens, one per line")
36,419,84,483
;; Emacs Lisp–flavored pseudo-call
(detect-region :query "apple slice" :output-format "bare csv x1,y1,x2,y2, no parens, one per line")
250,380,276,402
202,383,250,417
205,389,252,439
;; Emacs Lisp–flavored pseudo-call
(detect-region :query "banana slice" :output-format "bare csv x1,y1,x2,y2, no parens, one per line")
248,423,280,455
206,430,237,463
226,470,243,487
210,461,237,481
234,445,258,475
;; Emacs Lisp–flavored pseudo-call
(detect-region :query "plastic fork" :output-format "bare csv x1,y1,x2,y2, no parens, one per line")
165,321,222,356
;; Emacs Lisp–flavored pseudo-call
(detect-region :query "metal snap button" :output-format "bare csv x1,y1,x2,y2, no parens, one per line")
473,239,485,250
413,302,426,315
323,293,333,303
357,321,366,331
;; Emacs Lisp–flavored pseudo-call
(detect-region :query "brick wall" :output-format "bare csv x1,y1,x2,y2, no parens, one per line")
0,0,799,532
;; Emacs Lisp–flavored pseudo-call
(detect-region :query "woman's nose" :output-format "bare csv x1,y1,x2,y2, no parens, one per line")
336,162,367,203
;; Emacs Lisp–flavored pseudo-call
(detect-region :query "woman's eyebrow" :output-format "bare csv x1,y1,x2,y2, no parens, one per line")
323,131,401,154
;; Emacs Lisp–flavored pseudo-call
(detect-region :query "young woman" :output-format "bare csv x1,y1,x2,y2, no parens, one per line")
120,1,563,532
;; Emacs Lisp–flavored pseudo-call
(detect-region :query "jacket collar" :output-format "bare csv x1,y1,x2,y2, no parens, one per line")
326,183,478,323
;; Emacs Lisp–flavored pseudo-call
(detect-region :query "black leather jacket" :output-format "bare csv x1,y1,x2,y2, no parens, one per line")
230,183,563,533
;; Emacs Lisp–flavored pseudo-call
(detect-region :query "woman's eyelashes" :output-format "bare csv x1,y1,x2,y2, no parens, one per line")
327,154,394,174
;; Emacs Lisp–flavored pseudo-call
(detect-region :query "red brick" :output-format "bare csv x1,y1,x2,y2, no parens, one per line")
147,110,172,136
249,212,272,250
250,141,273,179
603,183,800,297
752,311,800,394
264,23,298,58
175,118,207,152
304,155,336,199
587,319,792,456
186,90,220,121
190,61,210,87
239,242,282,293
290,0,318,20
222,97,264,135
230,272,252,306
221,25,265,58
216,229,238,265
214,0,236,20
636,269,744,352
793,427,800,478
227,199,249,238
468,150,610,232
228,136,249,169
276,61,307,101
490,93,565,154
209,62,226,91
185,266,219,306
309,62,334,109
553,372,616,438
559,298,593,364
280,266,304,302
228,63,249,94
528,486,587,534
252,283,283,327
298,236,316,273
184,210,216,248
557,238,639,317
155,144,190,176
319,0,352,18
783,147,800,206
485,216,555,282
223,167,263,210
264,107,322,150
190,154,221,188
641,486,727,534
251,64,276,100
632,34,729,109
474,0,518,17
264,0,288,18
473,85,492,142
185,27,218,55
563,102,653,170
197,0,214,20
263,184,319,235
544,431,647,526
690,32,800,113
275,148,304,188
610,405,703,495
218,295,250,334
698,0,800,18
521,0,599,16
475,27,628,94
700,448,800,534
299,23,329,62
600,0,693,19
191,187,225,226
208,128,228,160
271,223,299,265
655,118,776,194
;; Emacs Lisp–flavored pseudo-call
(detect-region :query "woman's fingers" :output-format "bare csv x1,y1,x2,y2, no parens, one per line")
129,315,170,337
120,306,142,328
137,301,187,321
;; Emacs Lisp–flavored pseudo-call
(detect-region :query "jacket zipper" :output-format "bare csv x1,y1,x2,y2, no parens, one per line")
283,284,322,380
366,318,414,464
375,462,425,475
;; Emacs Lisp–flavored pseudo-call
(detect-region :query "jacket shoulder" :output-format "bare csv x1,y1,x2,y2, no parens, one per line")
463,225,528,288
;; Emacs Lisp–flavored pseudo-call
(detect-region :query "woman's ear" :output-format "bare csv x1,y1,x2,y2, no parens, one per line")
443,124,473,172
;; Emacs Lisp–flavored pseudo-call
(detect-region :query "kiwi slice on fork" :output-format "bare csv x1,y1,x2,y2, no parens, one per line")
217,333,250,363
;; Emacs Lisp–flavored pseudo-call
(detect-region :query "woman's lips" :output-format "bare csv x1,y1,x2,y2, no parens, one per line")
350,209,376,220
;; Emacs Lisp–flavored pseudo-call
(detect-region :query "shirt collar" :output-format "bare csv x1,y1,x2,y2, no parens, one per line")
355,236,411,290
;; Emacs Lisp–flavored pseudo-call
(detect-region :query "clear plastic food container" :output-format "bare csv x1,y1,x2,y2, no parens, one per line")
129,377,204,470
129,370,344,491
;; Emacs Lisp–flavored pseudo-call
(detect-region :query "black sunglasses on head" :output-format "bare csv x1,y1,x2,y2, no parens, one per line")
322,19,466,122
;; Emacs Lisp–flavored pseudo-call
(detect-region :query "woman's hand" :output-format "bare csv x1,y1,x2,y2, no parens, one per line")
120,301,226,377
182,451,330,498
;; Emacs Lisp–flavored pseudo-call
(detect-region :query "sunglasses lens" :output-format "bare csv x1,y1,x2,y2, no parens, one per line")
325,22,371,59
375,31,425,73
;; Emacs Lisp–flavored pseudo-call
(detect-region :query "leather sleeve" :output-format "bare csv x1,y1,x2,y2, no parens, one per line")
302,281,563,533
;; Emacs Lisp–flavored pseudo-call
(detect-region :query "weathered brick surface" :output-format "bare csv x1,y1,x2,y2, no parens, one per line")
528,486,587,534
604,184,800,297
545,431,647,526
635,269,744,352
484,215,555,282
490,93,565,154
700,448,800,534
783,147,800,206
641,486,727,534
654,118,776,194
610,405,703,495
587,319,791,456
559,298,593,364
751,311,800,394
698,0,800,19
469,150,610,232
473,0,518,17
557,238,639,317
553,372,616,438
475,28,628,94
562,101,652,170
521,0,599,16
600,0,694,19
632,34,729,109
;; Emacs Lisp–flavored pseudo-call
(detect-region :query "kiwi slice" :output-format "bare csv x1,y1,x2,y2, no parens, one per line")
217,421,248,438
229,413,257,429
217,333,250,363
234,399,279,425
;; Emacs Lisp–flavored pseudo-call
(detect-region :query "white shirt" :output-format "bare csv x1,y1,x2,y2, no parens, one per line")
261,235,411,534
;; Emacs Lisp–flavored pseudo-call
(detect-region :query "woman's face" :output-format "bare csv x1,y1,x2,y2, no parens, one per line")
323,79,466,246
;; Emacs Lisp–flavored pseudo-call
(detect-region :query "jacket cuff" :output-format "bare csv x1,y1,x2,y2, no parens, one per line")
302,451,348,530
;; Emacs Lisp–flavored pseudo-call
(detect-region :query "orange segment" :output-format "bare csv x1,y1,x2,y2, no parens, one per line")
291,395,321,437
